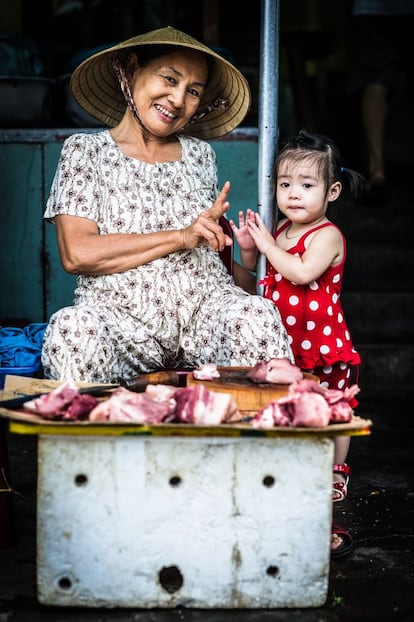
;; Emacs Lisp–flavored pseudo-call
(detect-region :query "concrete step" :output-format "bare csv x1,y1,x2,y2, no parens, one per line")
332,202,412,243
356,343,414,398
343,242,413,291
342,292,414,342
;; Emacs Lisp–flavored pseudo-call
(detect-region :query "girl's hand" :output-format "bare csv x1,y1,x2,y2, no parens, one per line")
229,209,257,251
246,212,275,256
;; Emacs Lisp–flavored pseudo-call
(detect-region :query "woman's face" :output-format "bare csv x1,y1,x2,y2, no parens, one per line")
128,48,208,137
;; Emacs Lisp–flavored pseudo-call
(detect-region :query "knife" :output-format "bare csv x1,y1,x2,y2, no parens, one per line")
0,384,119,410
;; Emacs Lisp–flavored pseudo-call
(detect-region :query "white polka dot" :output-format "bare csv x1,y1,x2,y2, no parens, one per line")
320,344,330,354
336,338,343,348
275,273,282,282
307,320,316,330
320,381,329,389
340,362,347,370
301,340,312,350
332,293,338,303
272,291,280,302
333,274,340,283
322,365,332,374
310,281,318,290
323,325,332,336
288,335,293,345
345,329,351,340
337,312,343,322
325,285,330,294
289,295,299,306
286,315,296,326
338,379,345,389
309,300,319,311
327,305,333,316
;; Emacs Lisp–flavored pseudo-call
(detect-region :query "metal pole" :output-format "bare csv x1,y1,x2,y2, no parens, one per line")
257,0,280,290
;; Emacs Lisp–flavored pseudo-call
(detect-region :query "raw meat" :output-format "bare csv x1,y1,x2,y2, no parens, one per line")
23,379,98,421
247,358,303,384
173,384,239,425
88,387,176,423
192,363,220,380
251,378,359,429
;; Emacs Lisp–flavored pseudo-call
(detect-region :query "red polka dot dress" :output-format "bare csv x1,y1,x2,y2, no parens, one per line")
260,221,361,373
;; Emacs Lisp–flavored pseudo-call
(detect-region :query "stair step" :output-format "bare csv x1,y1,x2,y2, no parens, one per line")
332,202,412,242
342,292,414,341
343,242,413,291
355,343,414,398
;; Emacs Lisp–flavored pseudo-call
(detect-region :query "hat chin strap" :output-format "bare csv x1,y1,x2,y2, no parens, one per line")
112,54,228,136
112,56,146,131
188,97,228,124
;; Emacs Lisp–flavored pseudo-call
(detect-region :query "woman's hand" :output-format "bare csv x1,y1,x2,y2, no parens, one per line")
181,181,233,252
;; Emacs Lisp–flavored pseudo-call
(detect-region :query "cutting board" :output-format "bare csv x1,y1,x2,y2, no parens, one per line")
187,367,318,413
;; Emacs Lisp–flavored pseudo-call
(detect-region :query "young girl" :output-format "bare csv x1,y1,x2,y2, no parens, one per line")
231,128,366,557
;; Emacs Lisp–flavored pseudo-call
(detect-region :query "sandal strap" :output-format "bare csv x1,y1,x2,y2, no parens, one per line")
333,481,348,502
333,463,352,478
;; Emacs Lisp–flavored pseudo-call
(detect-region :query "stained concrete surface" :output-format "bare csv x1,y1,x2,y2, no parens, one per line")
1,394,413,622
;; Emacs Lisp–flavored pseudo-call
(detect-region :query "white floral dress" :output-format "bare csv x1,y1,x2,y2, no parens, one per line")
42,130,292,383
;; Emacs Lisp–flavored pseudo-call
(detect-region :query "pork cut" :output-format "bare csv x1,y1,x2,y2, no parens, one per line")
192,363,220,380
251,378,359,429
88,387,176,423
23,379,98,421
247,358,303,384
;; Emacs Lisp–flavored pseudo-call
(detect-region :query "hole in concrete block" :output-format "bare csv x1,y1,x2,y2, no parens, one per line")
74,473,88,486
58,576,72,590
169,475,182,487
266,565,280,577
159,565,184,593
262,475,275,487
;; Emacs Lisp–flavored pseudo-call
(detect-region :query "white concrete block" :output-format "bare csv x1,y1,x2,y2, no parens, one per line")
37,434,334,608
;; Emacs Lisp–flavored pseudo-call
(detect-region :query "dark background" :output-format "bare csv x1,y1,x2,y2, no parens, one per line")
1,0,365,163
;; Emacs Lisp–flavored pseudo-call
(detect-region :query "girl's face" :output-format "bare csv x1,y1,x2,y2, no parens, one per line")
276,161,341,223
128,48,208,137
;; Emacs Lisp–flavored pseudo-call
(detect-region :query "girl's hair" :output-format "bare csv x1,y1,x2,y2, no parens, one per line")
275,128,366,204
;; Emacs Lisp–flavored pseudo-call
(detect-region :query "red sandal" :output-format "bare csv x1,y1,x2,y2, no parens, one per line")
333,463,351,502
331,521,353,559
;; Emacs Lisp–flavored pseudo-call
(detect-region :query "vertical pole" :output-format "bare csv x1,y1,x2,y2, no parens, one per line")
257,0,280,290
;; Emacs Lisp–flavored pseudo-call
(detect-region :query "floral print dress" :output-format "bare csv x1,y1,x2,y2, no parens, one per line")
41,131,292,383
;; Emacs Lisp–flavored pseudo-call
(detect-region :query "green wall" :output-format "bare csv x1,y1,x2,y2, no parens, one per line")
0,130,258,325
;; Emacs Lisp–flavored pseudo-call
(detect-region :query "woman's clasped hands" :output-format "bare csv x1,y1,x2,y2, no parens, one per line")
181,180,234,252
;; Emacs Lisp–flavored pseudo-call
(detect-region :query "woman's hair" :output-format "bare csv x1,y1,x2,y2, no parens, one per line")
121,44,213,86
275,128,366,204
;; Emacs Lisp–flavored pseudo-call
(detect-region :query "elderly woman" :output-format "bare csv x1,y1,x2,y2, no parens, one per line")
41,26,292,383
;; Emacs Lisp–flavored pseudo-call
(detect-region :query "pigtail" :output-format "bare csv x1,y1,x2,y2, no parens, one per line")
339,166,367,205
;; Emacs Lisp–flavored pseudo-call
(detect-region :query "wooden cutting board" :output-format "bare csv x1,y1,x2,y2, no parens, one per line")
187,367,318,413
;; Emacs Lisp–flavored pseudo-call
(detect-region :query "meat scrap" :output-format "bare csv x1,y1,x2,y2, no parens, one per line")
192,363,220,380
251,379,360,429
89,386,176,423
247,358,303,384
173,384,239,425
23,379,98,421
22,380,240,425
91,384,239,425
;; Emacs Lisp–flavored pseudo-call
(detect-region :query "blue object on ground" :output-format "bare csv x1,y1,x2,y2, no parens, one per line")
0,323,47,368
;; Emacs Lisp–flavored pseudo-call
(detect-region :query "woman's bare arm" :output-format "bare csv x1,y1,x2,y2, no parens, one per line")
55,181,233,275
